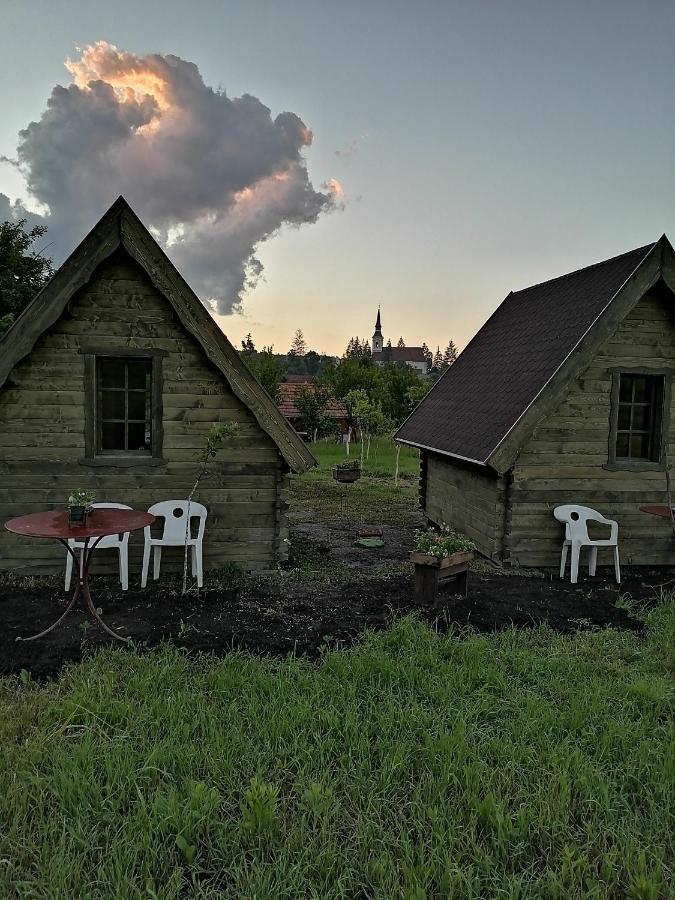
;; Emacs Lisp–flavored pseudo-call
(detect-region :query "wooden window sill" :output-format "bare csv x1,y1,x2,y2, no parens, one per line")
78,456,168,468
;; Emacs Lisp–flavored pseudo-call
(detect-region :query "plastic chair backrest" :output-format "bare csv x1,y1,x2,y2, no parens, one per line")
553,504,610,543
147,500,208,542
71,502,132,548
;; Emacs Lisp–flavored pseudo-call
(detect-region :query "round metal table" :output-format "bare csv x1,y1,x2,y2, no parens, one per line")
5,508,154,642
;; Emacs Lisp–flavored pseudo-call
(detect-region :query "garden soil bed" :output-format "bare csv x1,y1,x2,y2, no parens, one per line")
1,523,670,678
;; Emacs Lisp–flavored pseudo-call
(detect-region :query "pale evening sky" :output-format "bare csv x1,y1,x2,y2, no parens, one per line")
1,0,673,356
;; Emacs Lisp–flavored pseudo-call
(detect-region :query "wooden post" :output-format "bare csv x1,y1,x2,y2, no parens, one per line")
395,444,401,487
414,564,439,606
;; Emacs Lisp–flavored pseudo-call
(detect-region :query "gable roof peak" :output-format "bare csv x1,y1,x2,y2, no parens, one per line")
0,196,315,473
397,238,668,471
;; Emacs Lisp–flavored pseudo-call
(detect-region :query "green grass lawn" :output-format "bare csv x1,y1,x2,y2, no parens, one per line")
289,435,421,525
306,434,420,479
1,602,673,898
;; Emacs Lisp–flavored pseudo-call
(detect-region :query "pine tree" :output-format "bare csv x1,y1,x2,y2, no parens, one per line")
443,340,458,366
289,329,307,356
432,346,443,369
241,333,256,354
386,339,392,349
421,342,432,371
397,336,406,348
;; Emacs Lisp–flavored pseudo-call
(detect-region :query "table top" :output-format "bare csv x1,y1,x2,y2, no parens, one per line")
639,505,675,519
4,508,155,540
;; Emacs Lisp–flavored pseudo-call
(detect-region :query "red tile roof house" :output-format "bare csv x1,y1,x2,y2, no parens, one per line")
397,237,675,568
278,375,350,438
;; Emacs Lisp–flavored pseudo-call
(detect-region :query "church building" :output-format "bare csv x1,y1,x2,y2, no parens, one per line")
371,309,428,374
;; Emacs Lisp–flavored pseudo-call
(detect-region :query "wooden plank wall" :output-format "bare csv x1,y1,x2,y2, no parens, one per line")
507,289,675,567
424,453,505,561
0,255,288,575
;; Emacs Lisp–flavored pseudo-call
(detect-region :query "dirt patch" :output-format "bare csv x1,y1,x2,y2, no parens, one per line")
1,523,669,679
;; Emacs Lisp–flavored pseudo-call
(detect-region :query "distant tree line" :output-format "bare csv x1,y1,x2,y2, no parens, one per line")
239,326,460,437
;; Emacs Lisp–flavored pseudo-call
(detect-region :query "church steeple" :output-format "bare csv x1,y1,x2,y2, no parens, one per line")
372,305,383,353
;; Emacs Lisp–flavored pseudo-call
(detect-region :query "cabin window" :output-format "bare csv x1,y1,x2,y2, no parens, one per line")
97,357,153,453
80,349,164,465
613,373,665,463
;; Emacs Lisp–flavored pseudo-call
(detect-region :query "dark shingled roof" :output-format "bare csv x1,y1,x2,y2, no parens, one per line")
397,241,657,465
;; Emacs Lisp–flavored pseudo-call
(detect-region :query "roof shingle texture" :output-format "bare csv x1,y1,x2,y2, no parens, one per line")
397,243,655,464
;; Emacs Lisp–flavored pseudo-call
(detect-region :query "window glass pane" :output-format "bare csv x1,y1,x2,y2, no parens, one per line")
128,359,152,389
101,421,125,451
127,390,147,420
632,376,648,403
631,404,650,431
99,358,126,389
128,422,149,452
96,355,155,455
619,375,633,402
101,390,125,420
617,405,631,430
615,433,630,458
630,433,650,459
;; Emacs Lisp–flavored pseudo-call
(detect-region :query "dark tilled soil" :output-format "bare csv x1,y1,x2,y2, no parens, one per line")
1,524,669,679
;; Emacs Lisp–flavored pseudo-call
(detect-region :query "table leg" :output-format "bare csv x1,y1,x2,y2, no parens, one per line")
18,537,129,643
80,546,129,642
18,579,82,642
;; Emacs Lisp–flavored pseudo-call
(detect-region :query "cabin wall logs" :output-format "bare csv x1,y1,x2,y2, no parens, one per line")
0,256,289,574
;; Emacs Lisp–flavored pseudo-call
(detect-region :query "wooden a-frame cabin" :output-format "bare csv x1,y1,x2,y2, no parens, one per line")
397,237,675,568
0,197,315,574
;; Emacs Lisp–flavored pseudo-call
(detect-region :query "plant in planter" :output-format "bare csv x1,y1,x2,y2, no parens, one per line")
333,459,361,483
409,525,474,604
67,489,96,524
411,524,474,561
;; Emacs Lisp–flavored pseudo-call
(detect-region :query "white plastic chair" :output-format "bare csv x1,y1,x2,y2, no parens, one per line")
65,502,132,591
553,504,621,584
141,500,208,588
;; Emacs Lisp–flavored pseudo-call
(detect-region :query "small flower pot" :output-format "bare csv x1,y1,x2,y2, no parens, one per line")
333,467,360,484
68,505,88,524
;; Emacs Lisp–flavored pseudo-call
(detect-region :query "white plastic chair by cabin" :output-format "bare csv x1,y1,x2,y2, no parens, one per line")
64,502,132,591
141,500,208,588
553,504,621,584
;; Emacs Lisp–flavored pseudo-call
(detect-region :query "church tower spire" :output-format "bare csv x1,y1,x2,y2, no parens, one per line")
372,305,383,354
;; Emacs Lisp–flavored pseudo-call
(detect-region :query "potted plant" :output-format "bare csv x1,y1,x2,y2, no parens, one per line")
333,459,361,483
67,489,96,524
410,524,474,568
409,525,474,604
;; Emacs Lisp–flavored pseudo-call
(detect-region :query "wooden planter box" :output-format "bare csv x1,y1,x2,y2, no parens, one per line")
409,550,473,605
333,467,360,484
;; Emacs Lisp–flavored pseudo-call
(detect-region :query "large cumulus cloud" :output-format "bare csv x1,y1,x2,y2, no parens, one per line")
4,42,342,312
